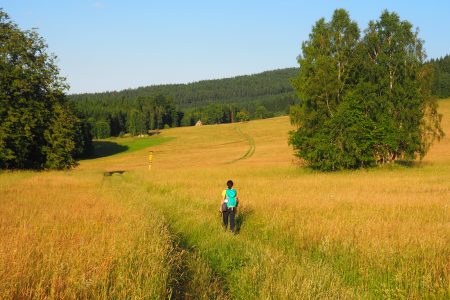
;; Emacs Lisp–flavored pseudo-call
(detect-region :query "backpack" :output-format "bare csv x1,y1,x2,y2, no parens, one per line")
225,189,237,208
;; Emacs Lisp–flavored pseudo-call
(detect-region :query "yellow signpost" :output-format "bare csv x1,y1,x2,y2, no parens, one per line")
148,151,153,170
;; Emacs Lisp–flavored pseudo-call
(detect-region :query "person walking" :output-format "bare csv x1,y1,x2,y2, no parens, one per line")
221,180,239,233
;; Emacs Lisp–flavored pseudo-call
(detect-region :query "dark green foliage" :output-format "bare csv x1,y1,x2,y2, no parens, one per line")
255,105,272,119
41,104,78,169
70,68,297,109
201,104,226,124
72,116,93,158
94,121,111,139
292,97,377,170
430,55,450,98
236,109,250,122
0,9,92,169
289,9,444,171
69,69,299,137
127,109,145,135
74,93,182,137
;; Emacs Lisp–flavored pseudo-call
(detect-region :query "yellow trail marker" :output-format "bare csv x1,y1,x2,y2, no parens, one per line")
148,151,153,170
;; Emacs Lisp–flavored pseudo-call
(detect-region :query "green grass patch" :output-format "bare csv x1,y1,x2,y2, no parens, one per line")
89,136,175,159
118,136,175,152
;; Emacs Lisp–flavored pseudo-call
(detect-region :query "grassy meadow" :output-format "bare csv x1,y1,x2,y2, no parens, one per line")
1,100,449,298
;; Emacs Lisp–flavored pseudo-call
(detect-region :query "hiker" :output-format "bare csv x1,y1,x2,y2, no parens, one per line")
221,180,239,233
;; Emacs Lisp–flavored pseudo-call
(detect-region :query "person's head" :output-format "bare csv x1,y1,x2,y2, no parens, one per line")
227,180,233,189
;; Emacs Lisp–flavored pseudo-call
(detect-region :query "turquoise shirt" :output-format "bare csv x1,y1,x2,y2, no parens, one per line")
225,189,237,208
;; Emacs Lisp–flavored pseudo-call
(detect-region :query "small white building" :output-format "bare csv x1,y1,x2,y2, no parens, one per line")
195,120,203,126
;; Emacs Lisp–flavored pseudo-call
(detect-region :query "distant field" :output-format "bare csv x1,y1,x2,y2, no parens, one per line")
1,100,449,298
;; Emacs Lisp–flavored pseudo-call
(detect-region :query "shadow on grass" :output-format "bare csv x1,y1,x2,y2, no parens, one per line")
235,205,253,234
394,160,421,168
87,141,129,159
103,170,126,176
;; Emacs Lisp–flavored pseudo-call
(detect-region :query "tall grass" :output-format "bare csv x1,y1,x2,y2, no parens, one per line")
0,170,176,298
128,100,450,298
0,100,449,298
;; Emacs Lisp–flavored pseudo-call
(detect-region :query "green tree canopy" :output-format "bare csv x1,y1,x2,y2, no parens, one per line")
236,109,250,122
255,105,271,119
289,9,443,171
0,9,91,169
94,121,111,139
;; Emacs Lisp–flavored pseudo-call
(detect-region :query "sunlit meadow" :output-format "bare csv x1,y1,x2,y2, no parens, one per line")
1,100,449,298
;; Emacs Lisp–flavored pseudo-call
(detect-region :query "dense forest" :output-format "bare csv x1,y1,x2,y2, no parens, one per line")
430,55,450,98
69,69,299,138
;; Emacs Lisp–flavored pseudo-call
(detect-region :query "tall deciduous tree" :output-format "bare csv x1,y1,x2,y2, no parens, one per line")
94,121,111,139
289,9,443,170
0,9,91,169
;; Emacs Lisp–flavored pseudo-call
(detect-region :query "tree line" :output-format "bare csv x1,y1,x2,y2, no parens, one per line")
430,55,450,98
289,9,444,171
69,68,298,109
69,53,448,140
69,49,449,138
76,94,179,139
69,69,299,138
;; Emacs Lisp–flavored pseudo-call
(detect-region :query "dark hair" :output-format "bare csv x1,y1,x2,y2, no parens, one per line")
227,180,233,189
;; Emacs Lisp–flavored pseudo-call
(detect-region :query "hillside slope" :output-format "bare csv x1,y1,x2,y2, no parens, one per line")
69,68,298,109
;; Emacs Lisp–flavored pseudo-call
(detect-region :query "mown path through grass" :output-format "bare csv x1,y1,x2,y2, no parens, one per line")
123,171,360,299
125,166,450,299
226,126,255,164
102,173,228,299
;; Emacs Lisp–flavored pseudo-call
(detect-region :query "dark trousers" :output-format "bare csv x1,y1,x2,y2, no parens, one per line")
222,207,236,232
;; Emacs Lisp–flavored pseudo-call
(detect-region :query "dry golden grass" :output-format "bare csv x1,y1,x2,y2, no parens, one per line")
0,170,178,298
1,100,449,298
129,100,449,298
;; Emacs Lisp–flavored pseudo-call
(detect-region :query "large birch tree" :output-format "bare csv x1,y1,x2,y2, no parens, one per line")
289,9,443,170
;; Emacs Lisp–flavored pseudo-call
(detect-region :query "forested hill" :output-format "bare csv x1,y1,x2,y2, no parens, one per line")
68,59,449,139
68,68,300,138
69,68,298,109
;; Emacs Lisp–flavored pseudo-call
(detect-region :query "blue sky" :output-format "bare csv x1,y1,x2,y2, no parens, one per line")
2,1,450,94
